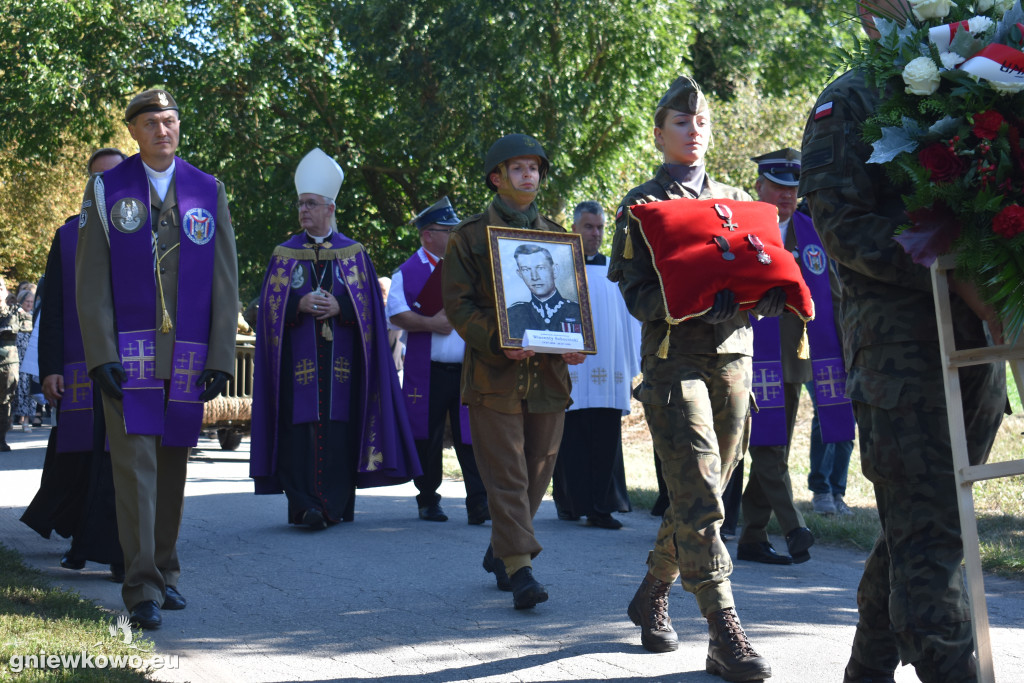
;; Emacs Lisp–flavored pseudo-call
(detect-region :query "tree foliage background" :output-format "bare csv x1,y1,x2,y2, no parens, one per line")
0,0,853,299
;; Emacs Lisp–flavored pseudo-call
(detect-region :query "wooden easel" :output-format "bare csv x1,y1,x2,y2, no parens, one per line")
930,254,1024,683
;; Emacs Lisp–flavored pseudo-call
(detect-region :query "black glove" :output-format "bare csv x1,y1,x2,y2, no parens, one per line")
702,289,739,325
196,369,230,402
91,362,126,400
752,286,787,318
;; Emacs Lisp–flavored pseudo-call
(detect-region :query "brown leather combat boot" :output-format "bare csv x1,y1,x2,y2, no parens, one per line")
626,571,678,653
705,607,772,681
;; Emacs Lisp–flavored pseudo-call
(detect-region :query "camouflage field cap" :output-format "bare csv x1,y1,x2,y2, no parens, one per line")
656,76,709,118
125,89,179,123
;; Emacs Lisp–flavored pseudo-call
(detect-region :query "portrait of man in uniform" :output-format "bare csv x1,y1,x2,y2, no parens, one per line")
487,226,596,353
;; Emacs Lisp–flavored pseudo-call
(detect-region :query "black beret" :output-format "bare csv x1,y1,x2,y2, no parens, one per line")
125,89,179,123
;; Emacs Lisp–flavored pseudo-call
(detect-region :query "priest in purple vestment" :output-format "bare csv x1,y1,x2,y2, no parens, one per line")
250,147,420,530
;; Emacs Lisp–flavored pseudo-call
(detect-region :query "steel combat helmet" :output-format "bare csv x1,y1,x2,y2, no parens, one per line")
483,134,550,191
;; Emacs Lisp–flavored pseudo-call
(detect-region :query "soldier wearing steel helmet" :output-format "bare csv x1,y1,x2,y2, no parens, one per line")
442,133,585,611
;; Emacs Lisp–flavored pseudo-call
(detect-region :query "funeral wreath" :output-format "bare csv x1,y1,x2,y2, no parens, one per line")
848,0,1024,339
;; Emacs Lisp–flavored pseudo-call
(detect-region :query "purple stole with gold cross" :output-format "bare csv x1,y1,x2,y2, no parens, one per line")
100,154,218,447
750,211,855,446
398,252,471,444
56,218,95,453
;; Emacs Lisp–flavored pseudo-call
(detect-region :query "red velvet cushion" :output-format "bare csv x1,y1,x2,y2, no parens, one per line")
628,197,814,322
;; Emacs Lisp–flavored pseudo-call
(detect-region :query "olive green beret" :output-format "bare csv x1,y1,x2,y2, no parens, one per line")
656,76,709,117
124,89,179,123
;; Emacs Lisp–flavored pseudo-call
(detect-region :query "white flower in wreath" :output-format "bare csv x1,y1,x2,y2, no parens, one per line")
940,51,967,68
989,79,1024,93
910,0,956,21
994,0,1013,12
973,0,993,10
967,15,995,34
903,56,942,95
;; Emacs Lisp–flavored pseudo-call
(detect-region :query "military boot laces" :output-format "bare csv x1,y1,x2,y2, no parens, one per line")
627,572,678,653
705,607,772,682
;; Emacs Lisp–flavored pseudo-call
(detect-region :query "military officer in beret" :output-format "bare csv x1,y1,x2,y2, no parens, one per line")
609,75,779,681
442,133,585,611
76,88,239,630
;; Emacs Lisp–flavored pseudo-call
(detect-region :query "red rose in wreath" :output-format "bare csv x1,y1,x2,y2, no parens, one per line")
972,110,1004,141
918,142,968,183
993,205,1024,239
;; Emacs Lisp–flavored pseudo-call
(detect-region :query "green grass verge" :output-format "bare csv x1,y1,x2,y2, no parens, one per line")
0,544,160,681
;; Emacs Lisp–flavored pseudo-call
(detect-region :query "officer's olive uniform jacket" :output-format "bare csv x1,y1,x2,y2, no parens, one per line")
608,166,754,402
799,70,989,381
76,173,238,379
443,200,571,414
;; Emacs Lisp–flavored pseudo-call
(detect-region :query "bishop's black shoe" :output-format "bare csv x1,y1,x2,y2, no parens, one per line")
301,508,328,530
418,502,448,522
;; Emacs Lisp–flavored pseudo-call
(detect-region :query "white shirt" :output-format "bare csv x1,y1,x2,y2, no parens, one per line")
779,217,791,248
142,159,175,203
385,247,465,363
566,260,640,414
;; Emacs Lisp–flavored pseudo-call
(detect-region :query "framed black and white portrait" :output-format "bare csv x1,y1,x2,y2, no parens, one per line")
487,226,596,353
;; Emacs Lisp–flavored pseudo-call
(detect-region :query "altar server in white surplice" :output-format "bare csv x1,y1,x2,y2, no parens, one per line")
552,201,640,529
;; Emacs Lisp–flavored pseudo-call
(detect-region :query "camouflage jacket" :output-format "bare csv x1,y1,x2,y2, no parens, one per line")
799,70,988,380
442,199,572,414
0,299,19,366
608,165,754,361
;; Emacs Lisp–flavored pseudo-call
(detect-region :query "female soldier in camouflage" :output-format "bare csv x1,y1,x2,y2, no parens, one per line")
608,75,783,682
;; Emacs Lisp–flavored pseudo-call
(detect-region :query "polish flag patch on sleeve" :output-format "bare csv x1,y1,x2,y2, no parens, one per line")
814,101,834,120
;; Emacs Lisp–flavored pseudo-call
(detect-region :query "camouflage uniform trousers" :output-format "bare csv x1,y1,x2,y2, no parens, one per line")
0,360,18,432
849,342,1004,682
644,352,751,616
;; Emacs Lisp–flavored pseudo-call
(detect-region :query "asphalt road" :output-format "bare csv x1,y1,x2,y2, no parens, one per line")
2,426,1022,682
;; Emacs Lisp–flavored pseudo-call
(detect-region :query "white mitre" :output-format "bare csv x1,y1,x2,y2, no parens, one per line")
295,147,345,199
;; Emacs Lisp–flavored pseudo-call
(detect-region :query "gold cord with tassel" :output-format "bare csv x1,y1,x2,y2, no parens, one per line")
797,322,810,360
657,321,672,359
156,243,180,333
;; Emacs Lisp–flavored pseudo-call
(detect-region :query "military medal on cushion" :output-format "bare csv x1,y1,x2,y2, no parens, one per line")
713,235,735,261
747,234,772,265
713,203,739,231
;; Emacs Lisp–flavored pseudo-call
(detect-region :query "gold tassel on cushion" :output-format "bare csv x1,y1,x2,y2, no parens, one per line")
797,322,810,360
623,228,634,259
657,324,672,359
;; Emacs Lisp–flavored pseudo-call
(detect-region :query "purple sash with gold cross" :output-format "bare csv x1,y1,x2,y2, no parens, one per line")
250,231,421,493
791,212,855,443
398,252,471,444
749,316,788,447
56,219,95,453
101,154,218,446
749,212,855,446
